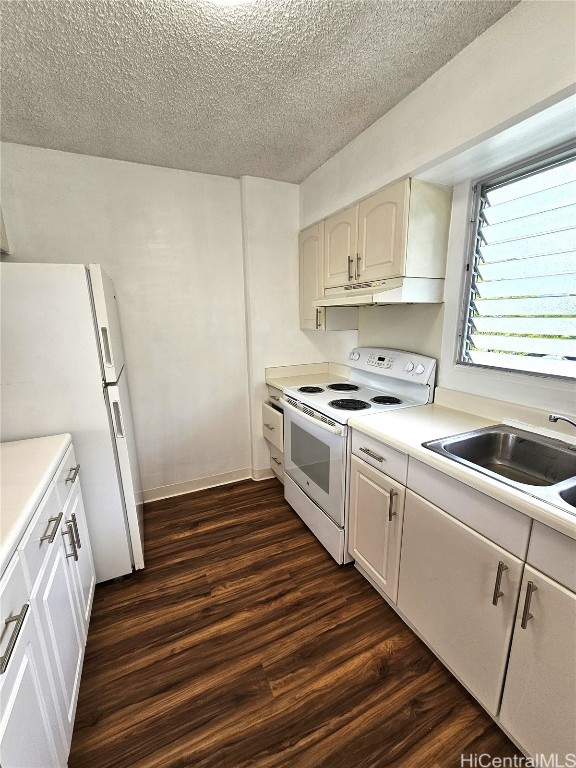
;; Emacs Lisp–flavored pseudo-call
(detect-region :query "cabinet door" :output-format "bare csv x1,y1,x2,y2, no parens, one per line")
323,206,357,288
499,566,576,761
397,490,523,715
357,180,409,281
0,556,66,768
64,484,95,638
348,455,405,603
32,518,85,749
299,224,325,330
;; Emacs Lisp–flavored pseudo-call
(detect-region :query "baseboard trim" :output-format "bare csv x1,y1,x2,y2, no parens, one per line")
143,468,253,502
143,466,278,502
252,467,274,481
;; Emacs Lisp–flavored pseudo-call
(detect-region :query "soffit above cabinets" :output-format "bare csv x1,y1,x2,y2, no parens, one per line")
1,0,518,183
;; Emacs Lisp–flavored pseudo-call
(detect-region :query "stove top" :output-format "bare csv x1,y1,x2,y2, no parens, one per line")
282,347,436,424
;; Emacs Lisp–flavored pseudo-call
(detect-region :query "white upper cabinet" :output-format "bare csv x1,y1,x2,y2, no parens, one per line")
357,181,409,282
299,223,324,329
323,205,358,288
312,178,452,296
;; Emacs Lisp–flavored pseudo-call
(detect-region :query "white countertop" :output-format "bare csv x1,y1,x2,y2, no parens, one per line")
1,433,71,574
349,404,576,541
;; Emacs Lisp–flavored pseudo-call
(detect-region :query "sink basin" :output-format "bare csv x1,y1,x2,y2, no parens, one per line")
559,484,576,509
423,425,576,513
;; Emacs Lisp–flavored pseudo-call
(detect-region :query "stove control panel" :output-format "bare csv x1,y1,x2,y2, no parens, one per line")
348,347,436,385
367,353,395,369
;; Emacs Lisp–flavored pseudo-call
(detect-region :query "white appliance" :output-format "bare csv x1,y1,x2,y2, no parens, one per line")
282,347,436,565
0,263,144,583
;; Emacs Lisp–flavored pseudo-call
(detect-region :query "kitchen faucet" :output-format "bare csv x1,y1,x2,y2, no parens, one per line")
549,413,576,430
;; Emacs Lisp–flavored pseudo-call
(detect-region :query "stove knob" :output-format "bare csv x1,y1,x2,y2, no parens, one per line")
405,361,414,372
349,350,360,362
415,364,425,375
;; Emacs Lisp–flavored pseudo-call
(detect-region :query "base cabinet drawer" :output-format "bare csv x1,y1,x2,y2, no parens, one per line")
397,490,523,716
269,445,284,480
262,402,284,452
351,431,407,484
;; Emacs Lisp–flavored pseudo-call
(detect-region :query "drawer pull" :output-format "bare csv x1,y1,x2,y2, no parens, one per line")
40,512,63,544
65,464,81,484
264,423,275,430
63,522,79,561
271,457,282,466
69,513,82,549
520,581,537,628
388,489,398,522
1,603,29,674
491,561,508,606
359,447,384,462
269,395,280,402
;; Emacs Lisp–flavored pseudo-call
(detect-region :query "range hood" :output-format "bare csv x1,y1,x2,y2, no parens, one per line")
313,277,445,307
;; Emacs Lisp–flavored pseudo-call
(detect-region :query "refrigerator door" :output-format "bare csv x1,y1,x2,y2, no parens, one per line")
106,371,145,570
89,264,125,384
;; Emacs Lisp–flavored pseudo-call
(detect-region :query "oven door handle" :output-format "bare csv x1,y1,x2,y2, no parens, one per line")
281,399,345,436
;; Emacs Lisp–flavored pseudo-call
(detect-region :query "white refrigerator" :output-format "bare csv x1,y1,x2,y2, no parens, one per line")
1,262,144,583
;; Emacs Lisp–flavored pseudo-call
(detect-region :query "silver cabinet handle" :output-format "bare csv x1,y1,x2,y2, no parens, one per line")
271,457,282,466
40,512,63,543
359,447,384,462
388,489,398,522
521,581,537,628
65,464,80,484
264,423,275,430
356,252,361,280
492,561,508,606
69,512,81,549
348,256,354,281
63,522,79,561
269,395,280,402
315,307,322,330
0,603,29,674
101,326,113,367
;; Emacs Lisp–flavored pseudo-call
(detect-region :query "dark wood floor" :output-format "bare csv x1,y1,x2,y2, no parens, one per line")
69,478,519,768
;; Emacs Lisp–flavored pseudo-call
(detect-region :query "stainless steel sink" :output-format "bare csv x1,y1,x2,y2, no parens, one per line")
423,425,576,514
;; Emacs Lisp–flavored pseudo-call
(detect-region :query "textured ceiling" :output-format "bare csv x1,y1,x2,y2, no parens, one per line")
0,0,519,183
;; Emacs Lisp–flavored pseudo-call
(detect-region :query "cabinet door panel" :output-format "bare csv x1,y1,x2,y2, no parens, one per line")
0,613,63,768
348,455,405,603
323,206,357,288
499,566,576,761
64,486,95,637
397,490,523,715
33,526,84,746
357,181,409,281
299,224,324,330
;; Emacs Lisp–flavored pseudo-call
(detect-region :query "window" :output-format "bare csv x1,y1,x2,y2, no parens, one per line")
460,148,576,379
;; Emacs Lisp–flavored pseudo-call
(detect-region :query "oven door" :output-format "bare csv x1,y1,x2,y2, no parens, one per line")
283,400,347,527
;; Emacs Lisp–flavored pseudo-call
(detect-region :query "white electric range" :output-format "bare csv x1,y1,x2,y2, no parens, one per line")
281,347,436,564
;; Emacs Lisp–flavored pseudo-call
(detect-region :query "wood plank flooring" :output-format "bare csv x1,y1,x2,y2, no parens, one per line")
69,478,520,768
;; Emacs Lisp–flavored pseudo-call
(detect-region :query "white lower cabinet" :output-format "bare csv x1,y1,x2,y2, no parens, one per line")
0,555,66,768
0,437,95,768
499,566,576,761
64,486,96,638
397,490,523,716
348,455,405,603
32,513,86,748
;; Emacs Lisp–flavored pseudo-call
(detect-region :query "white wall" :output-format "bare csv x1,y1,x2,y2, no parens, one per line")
1,142,252,497
240,176,357,474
